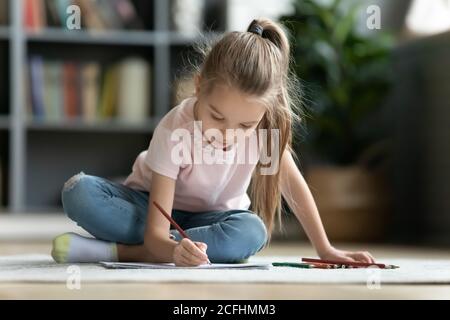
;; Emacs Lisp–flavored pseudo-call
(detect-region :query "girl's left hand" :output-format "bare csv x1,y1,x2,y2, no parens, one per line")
318,246,376,264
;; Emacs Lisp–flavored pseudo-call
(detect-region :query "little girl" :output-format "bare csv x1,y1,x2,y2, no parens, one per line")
52,18,375,266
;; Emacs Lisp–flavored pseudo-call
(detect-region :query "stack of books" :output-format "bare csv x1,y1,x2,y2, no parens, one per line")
24,0,144,31
27,56,152,122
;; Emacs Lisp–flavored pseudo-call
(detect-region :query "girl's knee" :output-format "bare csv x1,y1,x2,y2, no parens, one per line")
216,212,268,262
61,173,145,244
61,172,99,221
233,212,267,245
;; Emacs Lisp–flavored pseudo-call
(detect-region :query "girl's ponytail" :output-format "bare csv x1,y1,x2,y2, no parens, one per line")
247,19,290,73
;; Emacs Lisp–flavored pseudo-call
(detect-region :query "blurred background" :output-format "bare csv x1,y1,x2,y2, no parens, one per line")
0,0,449,249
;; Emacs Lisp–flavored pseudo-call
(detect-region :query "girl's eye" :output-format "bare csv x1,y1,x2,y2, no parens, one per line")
211,114,224,121
240,124,252,129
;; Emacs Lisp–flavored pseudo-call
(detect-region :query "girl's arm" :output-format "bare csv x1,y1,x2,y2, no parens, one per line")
143,171,178,262
279,150,375,263
144,171,209,265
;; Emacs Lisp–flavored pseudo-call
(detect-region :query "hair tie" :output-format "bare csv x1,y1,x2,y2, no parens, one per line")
248,22,263,37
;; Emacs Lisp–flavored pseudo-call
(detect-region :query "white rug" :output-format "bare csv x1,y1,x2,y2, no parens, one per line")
1,254,450,284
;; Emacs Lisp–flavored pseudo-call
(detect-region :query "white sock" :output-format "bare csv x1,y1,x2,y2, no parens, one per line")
51,232,118,263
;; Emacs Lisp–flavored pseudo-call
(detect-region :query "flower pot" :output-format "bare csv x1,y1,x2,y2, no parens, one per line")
306,165,391,242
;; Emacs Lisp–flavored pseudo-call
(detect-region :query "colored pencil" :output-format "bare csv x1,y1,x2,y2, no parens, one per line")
272,262,314,269
272,262,331,269
302,257,399,269
153,201,212,265
308,262,340,269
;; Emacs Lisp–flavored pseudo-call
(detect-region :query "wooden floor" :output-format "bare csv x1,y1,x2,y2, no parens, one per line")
1,241,450,299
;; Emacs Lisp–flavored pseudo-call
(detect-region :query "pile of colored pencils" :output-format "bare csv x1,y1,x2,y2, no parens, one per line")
301,258,399,269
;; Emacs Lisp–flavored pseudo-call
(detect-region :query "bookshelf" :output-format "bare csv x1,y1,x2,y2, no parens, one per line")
0,0,228,213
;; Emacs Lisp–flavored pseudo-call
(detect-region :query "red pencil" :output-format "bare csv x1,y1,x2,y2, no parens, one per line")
153,201,211,265
302,257,398,269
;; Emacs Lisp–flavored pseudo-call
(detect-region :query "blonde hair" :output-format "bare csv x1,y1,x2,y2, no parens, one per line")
180,18,303,239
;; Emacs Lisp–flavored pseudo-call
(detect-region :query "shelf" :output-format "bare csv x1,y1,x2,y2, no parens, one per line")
168,31,222,45
0,115,9,129
25,117,162,133
0,26,9,40
27,28,160,46
25,28,221,46
3,0,227,212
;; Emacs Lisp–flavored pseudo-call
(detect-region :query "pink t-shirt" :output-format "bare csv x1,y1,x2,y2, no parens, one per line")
123,96,260,212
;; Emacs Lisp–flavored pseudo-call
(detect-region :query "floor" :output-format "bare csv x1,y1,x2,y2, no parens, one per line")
1,241,450,299
0,214,449,299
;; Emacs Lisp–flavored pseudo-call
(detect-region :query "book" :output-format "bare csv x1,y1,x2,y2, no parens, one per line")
99,64,119,118
43,60,64,121
112,0,143,29
0,0,8,25
24,0,37,31
63,62,79,119
24,0,46,31
36,0,47,30
29,56,46,119
55,0,71,27
44,0,62,27
73,0,106,30
95,0,124,30
99,261,271,270
117,57,151,122
81,62,101,122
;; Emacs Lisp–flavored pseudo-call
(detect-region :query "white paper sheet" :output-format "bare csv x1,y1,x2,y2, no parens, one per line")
99,261,271,270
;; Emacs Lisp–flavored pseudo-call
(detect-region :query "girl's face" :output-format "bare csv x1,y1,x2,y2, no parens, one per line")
194,76,266,150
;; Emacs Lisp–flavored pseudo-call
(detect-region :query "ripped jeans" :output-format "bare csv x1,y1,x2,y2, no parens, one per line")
61,172,268,263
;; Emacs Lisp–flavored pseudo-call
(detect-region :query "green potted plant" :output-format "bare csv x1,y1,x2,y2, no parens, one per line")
280,0,394,241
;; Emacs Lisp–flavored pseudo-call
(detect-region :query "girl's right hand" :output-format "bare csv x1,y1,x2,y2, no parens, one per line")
173,238,209,266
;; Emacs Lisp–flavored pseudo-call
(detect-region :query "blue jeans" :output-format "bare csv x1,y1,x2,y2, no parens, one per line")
61,172,268,263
